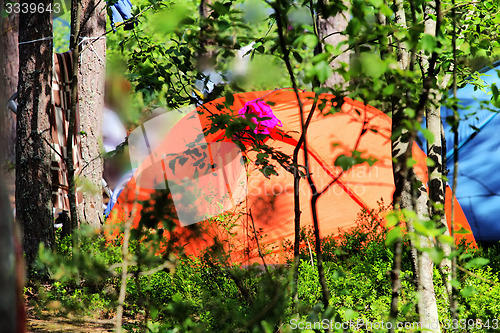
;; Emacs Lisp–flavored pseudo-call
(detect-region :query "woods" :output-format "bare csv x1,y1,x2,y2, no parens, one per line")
2,0,500,332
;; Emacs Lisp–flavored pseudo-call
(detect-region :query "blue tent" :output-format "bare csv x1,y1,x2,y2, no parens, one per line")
433,62,500,243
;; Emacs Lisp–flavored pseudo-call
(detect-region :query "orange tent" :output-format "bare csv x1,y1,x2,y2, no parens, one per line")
106,90,474,263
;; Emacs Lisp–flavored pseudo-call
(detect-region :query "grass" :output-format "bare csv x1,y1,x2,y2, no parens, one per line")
28,206,500,332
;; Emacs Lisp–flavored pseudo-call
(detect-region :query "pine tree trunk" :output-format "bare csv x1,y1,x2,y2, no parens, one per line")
16,0,55,272
75,0,106,226
0,0,18,164
0,177,25,333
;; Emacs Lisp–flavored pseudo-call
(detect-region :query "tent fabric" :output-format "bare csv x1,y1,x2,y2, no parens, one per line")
50,52,83,212
426,62,500,242
106,90,474,263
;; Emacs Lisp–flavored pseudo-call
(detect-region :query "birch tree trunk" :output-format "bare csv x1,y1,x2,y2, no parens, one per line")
16,0,55,272
424,2,453,291
392,120,441,333
75,0,106,226
390,1,441,331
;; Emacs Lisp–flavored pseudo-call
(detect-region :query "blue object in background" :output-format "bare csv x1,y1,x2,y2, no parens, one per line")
109,0,136,31
420,61,500,242
104,169,136,218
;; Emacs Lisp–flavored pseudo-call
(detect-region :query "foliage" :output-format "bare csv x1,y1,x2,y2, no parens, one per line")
27,202,500,332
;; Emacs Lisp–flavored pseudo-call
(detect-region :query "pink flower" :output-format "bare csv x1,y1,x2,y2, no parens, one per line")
238,99,282,135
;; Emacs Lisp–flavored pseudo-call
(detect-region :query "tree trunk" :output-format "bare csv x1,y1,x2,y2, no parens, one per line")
427,104,452,293
75,0,106,226
404,175,442,332
16,0,55,273
392,137,441,332
389,1,442,330
0,0,18,165
0,178,25,333
0,178,16,332
317,2,350,88
424,0,452,287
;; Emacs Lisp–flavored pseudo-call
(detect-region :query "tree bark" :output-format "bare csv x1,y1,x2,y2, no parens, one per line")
0,178,16,332
389,2,442,331
317,2,350,88
0,177,25,333
427,104,452,293
392,134,441,332
0,0,18,165
425,9,453,293
75,0,106,226
0,178,23,333
394,0,409,69
406,176,441,332
16,0,55,273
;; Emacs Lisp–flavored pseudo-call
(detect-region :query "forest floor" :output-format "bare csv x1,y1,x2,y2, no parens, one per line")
27,307,115,333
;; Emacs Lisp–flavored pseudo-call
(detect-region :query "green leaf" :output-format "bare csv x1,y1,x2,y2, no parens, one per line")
413,220,430,236
323,307,334,319
464,257,489,270
314,61,333,83
360,53,387,79
332,269,346,279
169,159,176,174
402,209,417,220
491,83,500,108
150,307,159,320
344,308,359,320
455,227,471,234
311,52,330,64
217,20,230,30
380,4,393,17
382,84,395,96
450,279,461,289
302,34,318,48
334,154,355,171
460,286,477,298
369,0,384,8
406,157,417,168
427,247,444,265
403,108,415,118
437,234,454,246
224,92,234,106
292,50,303,63
385,212,399,228
426,157,435,167
346,18,361,36
421,33,437,53
421,128,434,144
386,227,402,246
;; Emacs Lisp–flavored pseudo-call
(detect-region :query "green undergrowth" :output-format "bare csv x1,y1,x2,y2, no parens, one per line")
27,210,500,332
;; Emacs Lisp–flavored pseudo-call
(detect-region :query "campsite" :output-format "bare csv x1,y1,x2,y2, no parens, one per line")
1,0,500,332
